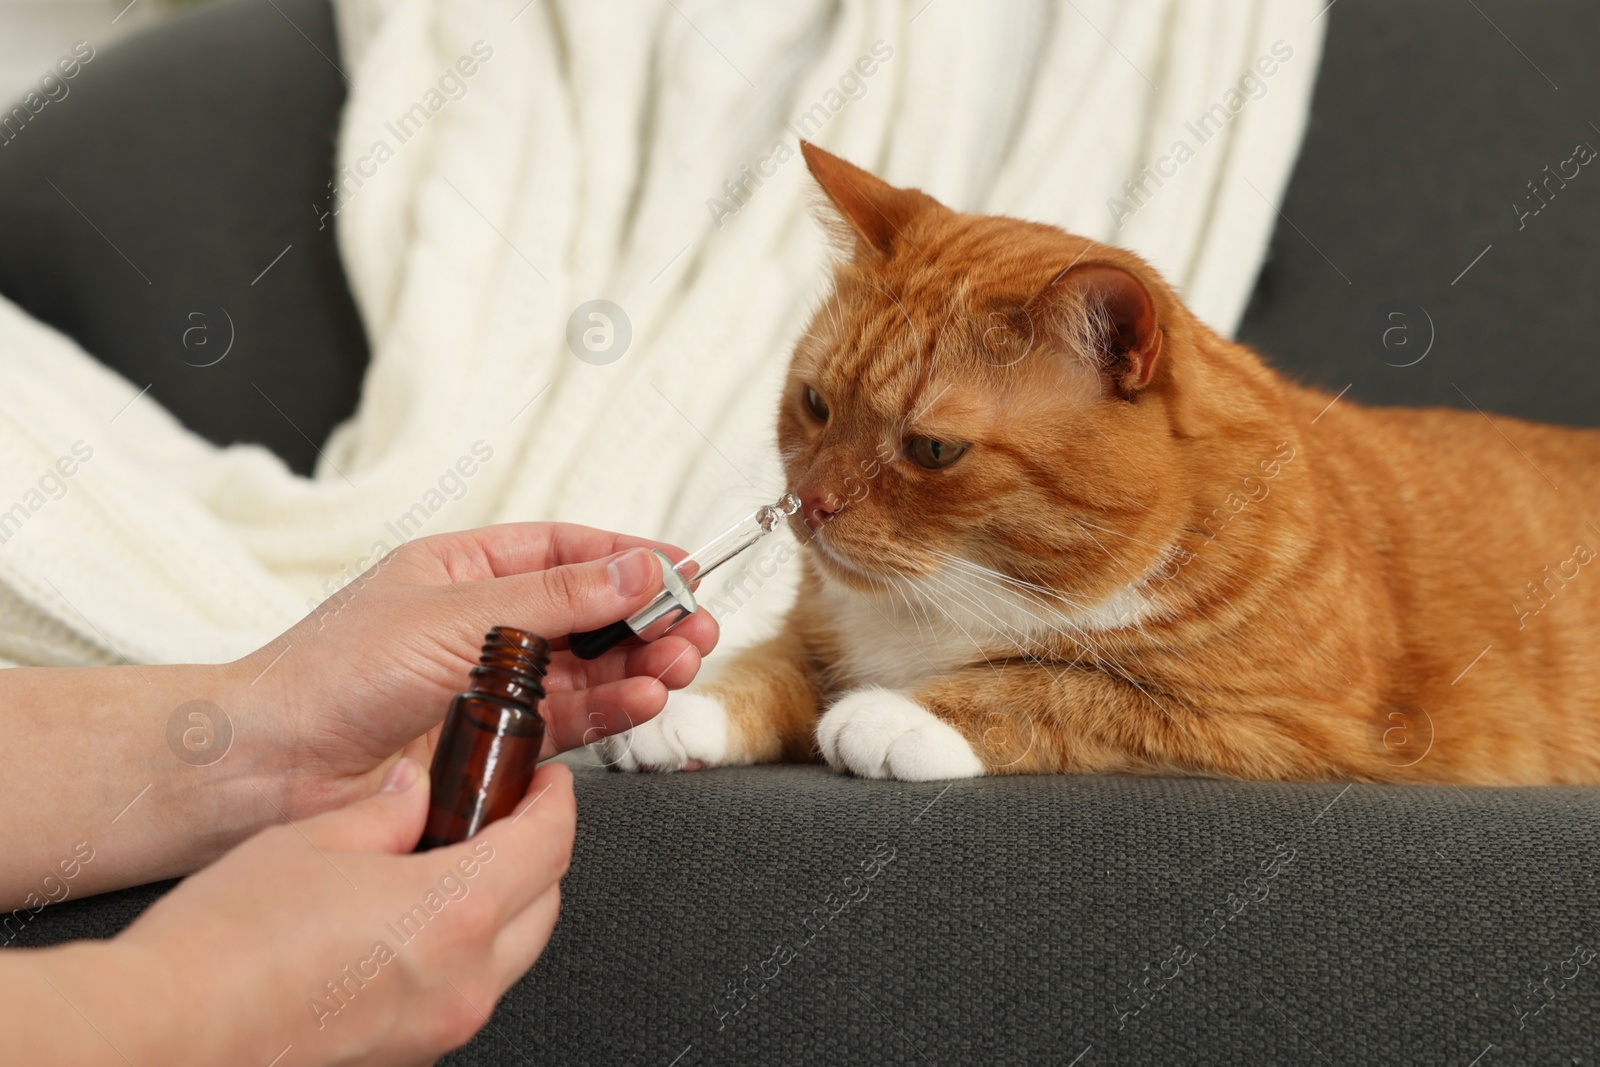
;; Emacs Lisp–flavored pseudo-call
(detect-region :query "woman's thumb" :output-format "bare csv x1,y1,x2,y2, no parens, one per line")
492,547,665,638
298,757,431,855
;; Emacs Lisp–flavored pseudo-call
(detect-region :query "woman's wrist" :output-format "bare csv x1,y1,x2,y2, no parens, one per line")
0,657,292,908
3,939,189,1064
184,652,301,839
6,936,291,1066
222,632,403,823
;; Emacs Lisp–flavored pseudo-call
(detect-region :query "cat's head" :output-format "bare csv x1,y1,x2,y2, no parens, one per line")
780,143,1220,616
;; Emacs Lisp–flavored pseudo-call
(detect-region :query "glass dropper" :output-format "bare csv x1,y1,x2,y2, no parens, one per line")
568,493,800,660
675,493,800,586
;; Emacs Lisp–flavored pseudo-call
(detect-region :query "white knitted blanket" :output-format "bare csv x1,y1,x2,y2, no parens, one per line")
0,0,1325,668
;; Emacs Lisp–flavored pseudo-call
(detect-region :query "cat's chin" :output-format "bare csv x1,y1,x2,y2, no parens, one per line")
802,535,903,592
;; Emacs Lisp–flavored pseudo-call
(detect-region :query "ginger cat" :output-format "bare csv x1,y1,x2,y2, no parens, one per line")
598,142,1600,785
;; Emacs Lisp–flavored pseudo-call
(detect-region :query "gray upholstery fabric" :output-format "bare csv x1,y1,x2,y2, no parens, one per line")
7,0,1600,1064
16,756,1600,1064
0,0,367,475
488,756,1600,1066
1235,0,1600,428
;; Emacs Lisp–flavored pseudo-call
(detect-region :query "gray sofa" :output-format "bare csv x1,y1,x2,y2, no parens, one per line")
5,1,1599,1063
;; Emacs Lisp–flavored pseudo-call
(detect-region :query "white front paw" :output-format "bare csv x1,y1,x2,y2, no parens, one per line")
817,688,985,781
594,691,730,773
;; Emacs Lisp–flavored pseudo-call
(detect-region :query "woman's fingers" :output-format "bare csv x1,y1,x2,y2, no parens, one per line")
427,522,721,660
658,609,719,657
473,548,667,640
542,522,692,569
424,521,696,581
490,883,563,988
460,762,577,927
415,522,618,581
410,522,720,672
296,757,432,854
109,756,577,1065
536,630,714,755
622,634,704,689
538,676,672,755
545,634,703,690
541,621,715,689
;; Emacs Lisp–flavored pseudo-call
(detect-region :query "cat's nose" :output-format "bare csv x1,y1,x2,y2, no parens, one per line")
801,490,844,532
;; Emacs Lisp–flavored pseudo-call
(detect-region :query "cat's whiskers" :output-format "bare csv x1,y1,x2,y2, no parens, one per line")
811,529,1179,721
828,547,992,665
930,555,1122,666
862,275,927,376
1074,524,1148,589
864,568,932,648
899,569,1008,676
867,571,951,679
915,564,1185,741
910,567,1022,652
1068,516,1171,554
827,285,847,341
924,547,1162,650
1069,514,1263,601
911,566,1069,677
927,553,1177,714
900,381,954,437
904,542,1111,633
937,563,1193,732
907,549,1152,687
886,571,939,649
808,526,907,580
894,572,971,674
928,566,1113,684
916,560,1057,646
923,547,1098,611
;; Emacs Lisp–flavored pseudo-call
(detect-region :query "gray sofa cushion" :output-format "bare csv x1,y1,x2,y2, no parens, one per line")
1236,0,1600,427
0,0,368,476
16,756,1600,1064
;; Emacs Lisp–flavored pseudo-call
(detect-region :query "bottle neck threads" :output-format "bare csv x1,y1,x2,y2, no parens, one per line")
467,627,551,707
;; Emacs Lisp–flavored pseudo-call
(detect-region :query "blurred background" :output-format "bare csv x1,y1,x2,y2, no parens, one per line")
0,0,187,103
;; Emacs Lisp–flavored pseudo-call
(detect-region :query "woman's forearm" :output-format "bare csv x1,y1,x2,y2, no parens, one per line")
0,940,182,1064
2,934,290,1065
0,660,282,911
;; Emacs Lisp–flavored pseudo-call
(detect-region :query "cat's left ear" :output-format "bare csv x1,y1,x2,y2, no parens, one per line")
800,141,945,258
1035,264,1164,397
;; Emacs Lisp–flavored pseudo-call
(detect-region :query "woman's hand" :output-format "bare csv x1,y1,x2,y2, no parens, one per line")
234,522,719,820
11,758,575,1066
0,521,711,908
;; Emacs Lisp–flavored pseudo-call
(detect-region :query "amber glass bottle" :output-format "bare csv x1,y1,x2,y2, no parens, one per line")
417,627,550,851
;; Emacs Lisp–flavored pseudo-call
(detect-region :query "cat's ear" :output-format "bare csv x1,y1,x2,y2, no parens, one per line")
800,141,942,257
1034,264,1164,397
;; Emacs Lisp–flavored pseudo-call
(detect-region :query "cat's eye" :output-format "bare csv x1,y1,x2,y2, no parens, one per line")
906,437,968,470
804,386,830,422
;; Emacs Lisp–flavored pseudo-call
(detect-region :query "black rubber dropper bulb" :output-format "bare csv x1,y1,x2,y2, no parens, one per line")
568,620,634,660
